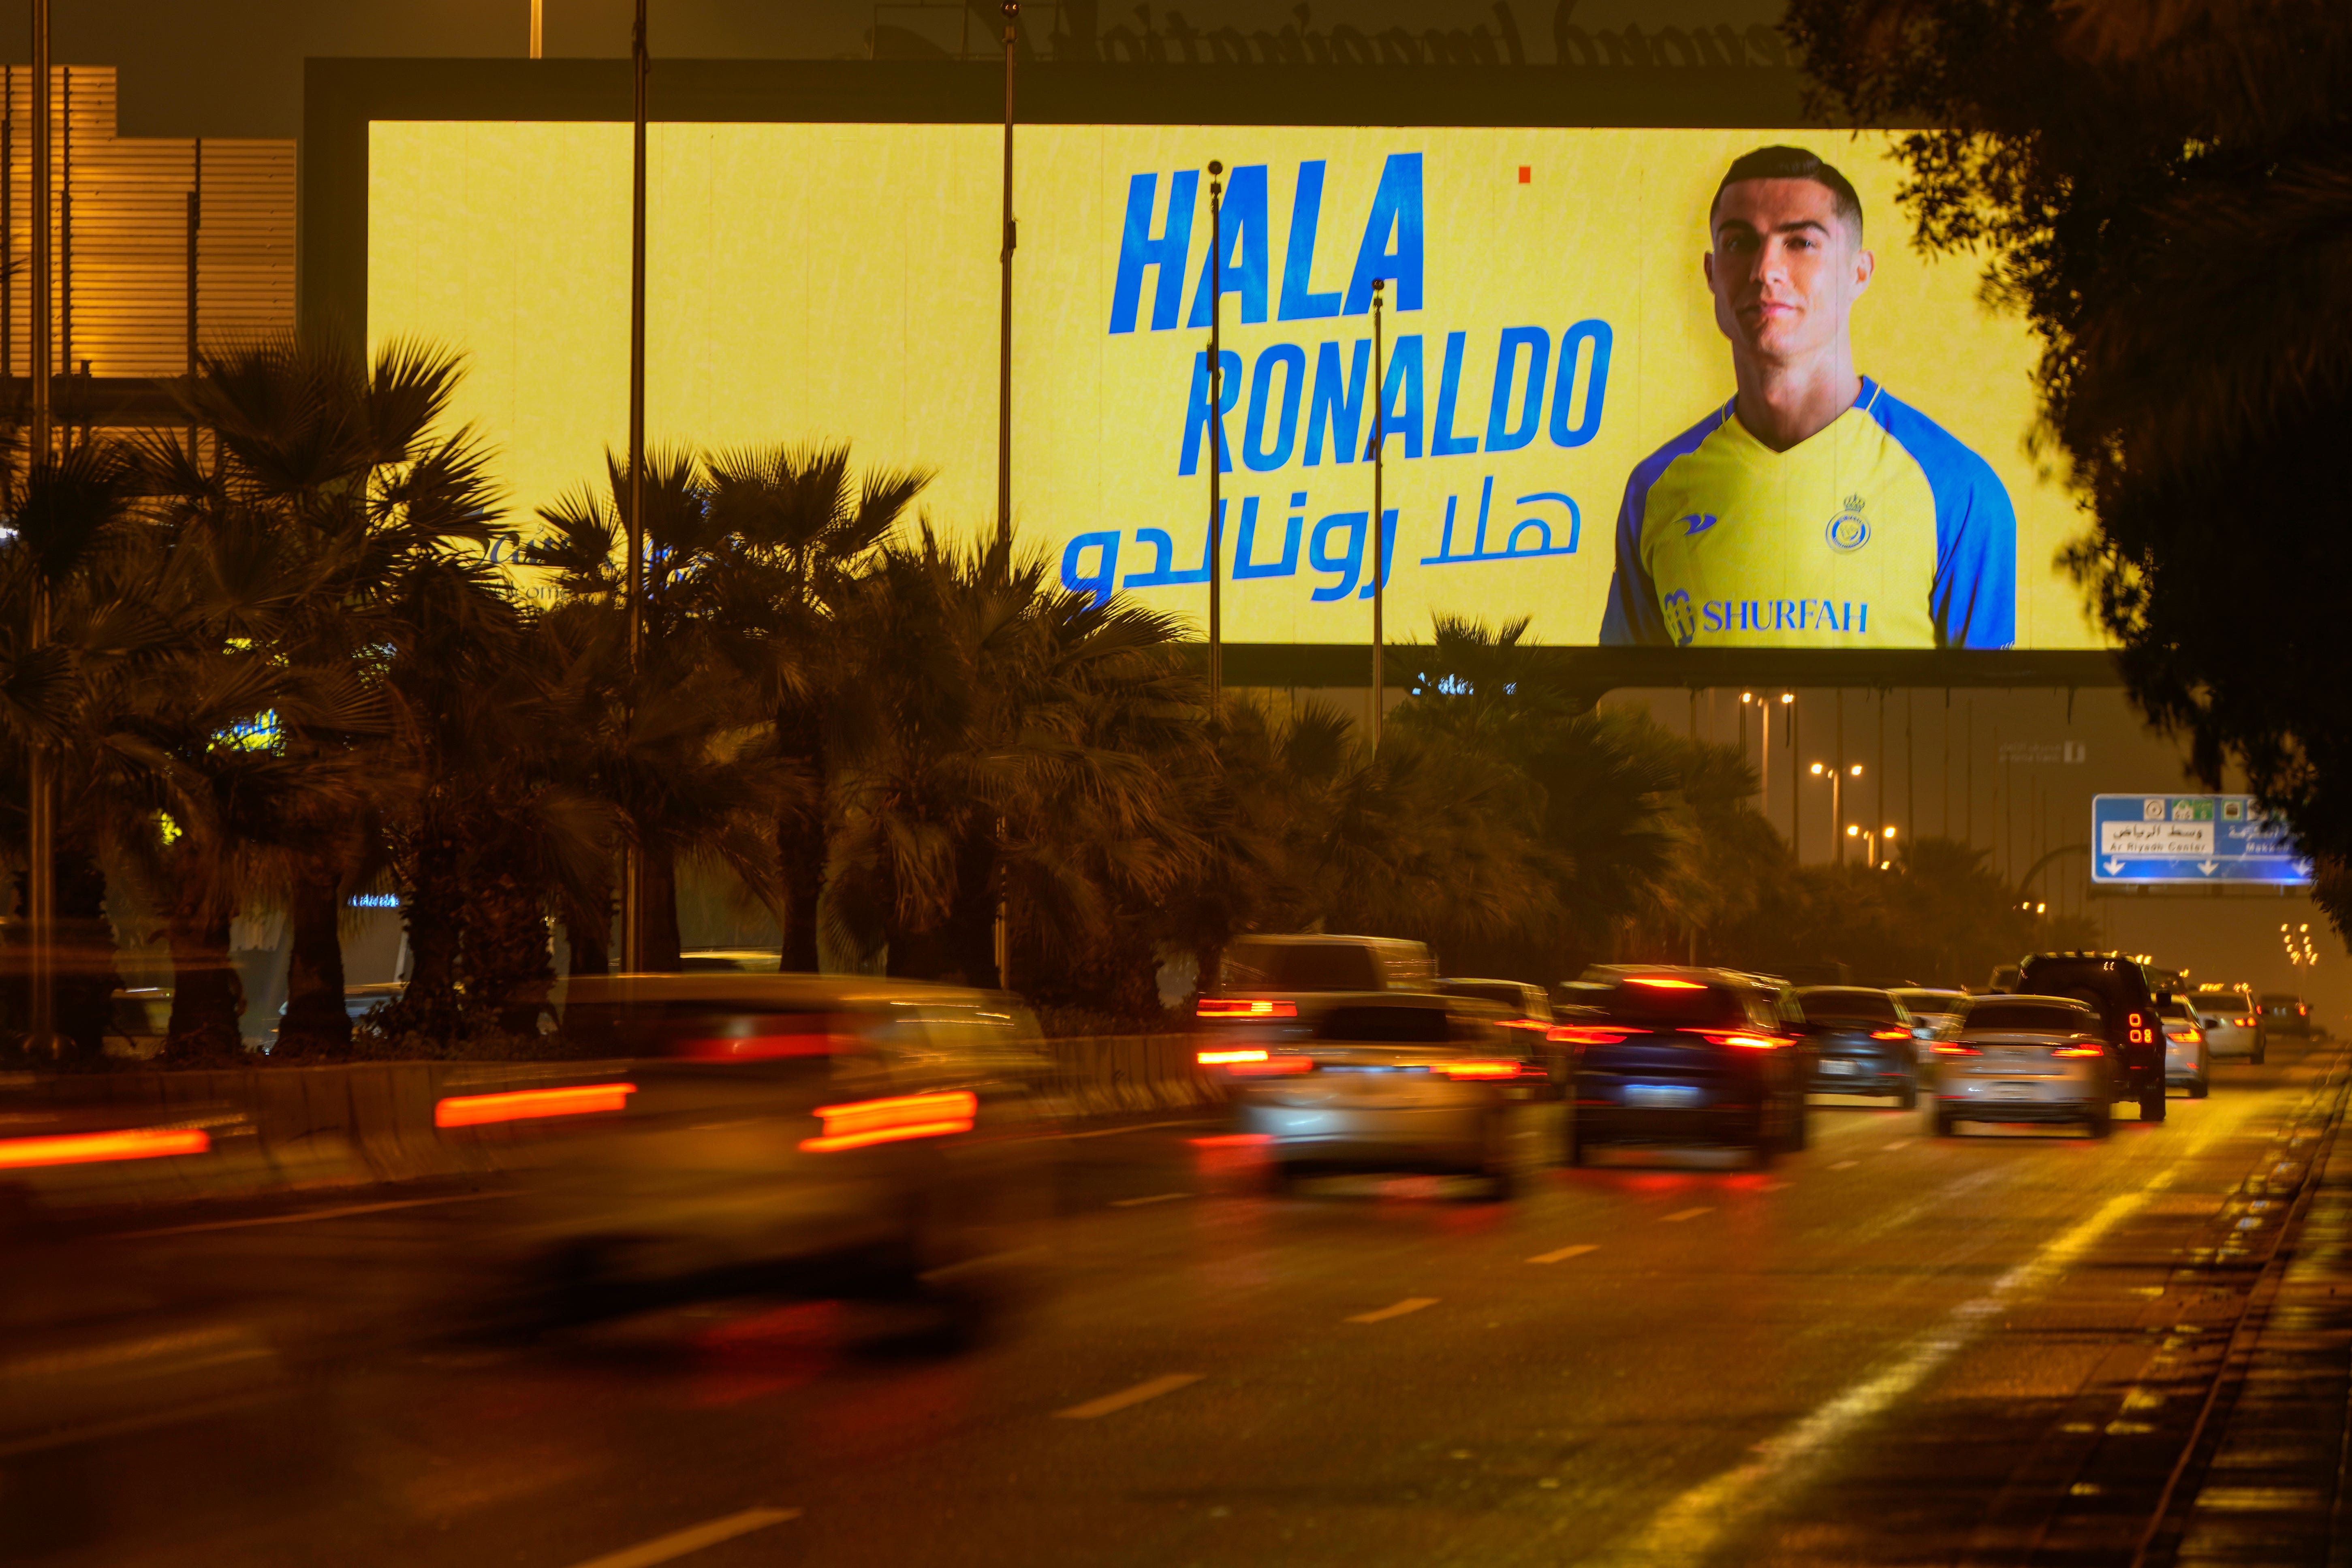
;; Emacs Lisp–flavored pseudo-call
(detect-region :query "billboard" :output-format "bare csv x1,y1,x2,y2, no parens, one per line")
367,122,2100,652
2091,795,2313,887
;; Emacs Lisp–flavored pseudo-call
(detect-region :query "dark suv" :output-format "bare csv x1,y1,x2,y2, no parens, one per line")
1553,967,1808,1166
2015,952,2173,1122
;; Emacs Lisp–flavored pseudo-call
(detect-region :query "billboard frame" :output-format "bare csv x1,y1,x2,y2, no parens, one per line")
303,57,2118,692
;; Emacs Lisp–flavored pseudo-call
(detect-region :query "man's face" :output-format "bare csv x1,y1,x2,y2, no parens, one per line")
1705,178,1873,363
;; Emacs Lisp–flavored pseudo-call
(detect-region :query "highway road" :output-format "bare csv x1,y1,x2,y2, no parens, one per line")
19,1040,2346,1568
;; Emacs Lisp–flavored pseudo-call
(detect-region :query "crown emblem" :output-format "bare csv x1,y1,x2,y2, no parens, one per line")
1841,493,1866,513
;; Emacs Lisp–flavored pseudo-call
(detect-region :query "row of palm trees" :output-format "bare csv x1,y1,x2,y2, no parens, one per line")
1,335,1782,1064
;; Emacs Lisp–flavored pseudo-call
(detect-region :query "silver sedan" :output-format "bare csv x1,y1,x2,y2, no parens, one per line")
1927,994,2120,1138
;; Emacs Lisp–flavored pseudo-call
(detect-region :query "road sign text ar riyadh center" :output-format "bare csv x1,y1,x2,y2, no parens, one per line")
2091,794,2312,886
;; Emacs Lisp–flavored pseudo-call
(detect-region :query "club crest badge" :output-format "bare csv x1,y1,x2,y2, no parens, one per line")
1825,493,1870,553
1664,589,1698,647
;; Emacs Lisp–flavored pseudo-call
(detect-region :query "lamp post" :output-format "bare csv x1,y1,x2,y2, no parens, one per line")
27,0,54,1054
1205,159,1224,716
1853,822,1898,869
994,1,1017,556
1811,761,1863,866
621,0,648,972
1369,278,1386,750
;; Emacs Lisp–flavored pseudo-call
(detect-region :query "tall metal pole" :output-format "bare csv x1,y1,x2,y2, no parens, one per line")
621,0,647,972
1205,160,1223,714
28,9,53,1055
1789,698,1801,864
530,0,543,57
994,2,1017,555
1369,279,1385,750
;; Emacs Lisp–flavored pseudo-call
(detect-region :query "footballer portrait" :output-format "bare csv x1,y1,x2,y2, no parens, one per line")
1598,145,2017,649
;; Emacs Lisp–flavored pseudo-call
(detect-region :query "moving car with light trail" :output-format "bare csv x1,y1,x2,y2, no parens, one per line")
1436,976,1560,1085
2157,997,2211,1098
1552,968,1807,1167
1793,986,1922,1107
1926,994,2118,1136
1199,993,1556,1198
452,974,1055,1343
2192,984,2265,1063
1194,934,1438,1041
2258,992,2313,1040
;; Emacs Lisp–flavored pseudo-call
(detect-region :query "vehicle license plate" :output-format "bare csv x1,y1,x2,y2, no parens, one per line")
1989,1081,2036,1100
1822,1060,1856,1075
1625,1084,1699,1108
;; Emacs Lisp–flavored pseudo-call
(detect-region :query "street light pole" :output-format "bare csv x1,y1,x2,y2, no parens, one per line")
1369,278,1385,751
28,0,54,1055
1205,160,1224,716
621,0,648,973
994,2,1016,556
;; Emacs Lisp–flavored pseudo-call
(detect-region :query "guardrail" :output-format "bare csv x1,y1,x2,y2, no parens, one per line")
0,1036,1221,1216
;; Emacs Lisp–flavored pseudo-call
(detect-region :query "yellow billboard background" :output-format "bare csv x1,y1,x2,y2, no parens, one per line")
368,122,2097,649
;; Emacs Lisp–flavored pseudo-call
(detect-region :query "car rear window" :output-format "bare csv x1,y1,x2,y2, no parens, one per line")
1893,991,1963,1014
1224,940,1382,993
1318,1005,1453,1043
1795,987,1902,1023
1965,1002,2098,1035
1440,982,1525,1010
1589,978,1752,1030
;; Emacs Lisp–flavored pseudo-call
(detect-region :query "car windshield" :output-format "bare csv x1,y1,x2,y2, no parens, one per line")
1795,987,1903,1023
1965,1002,2097,1035
2159,1000,2194,1021
1590,977,1752,1029
1224,940,1382,992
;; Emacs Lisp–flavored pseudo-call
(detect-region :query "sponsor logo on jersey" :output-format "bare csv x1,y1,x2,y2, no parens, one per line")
1824,493,1870,553
1679,513,1719,536
1692,598,1873,637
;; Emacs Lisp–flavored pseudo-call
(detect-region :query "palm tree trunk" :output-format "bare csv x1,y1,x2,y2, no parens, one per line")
777,809,824,972
466,861,554,1036
277,866,350,1057
641,844,683,972
54,846,112,1063
163,887,244,1062
400,817,466,1042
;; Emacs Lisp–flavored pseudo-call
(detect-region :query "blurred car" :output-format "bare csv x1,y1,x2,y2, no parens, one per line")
2193,985,2266,1063
1436,977,1558,1083
1794,986,1921,1107
1201,993,1557,1198
1891,987,1969,1045
2015,951,2172,1122
680,948,785,974
2157,998,2211,1098
2258,992,2313,1040
1195,934,1438,1042
1552,968,1807,1167
1927,993,2119,1137
450,974,1056,1343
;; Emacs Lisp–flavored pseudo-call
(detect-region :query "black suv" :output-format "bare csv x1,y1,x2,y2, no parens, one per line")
2015,951,2173,1122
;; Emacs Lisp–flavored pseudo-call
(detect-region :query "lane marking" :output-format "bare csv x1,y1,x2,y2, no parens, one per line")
114,1190,509,1239
1110,1192,1190,1207
1347,1297,1440,1323
562,1507,800,1568
1594,1175,2169,1566
1528,1244,1599,1265
1661,1207,1712,1223
1881,1139,1915,1152
1829,1160,1859,1171
1756,1181,1792,1192
1055,1374,1203,1419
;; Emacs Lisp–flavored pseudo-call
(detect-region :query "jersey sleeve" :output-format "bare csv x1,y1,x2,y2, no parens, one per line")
1598,467,1668,645
1873,393,2018,649
1598,408,1723,646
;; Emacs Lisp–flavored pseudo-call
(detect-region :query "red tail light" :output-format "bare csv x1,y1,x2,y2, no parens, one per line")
1439,1060,1528,1080
1500,1018,1550,1032
1198,1048,1269,1066
801,1090,977,1152
1549,1025,1631,1046
0,1126,211,1169
2126,1012,2154,1046
677,1033,836,1060
1869,1029,1911,1041
1196,998,1298,1019
1933,1042,1982,1055
436,1083,637,1128
1627,976,1704,989
1226,1055,1314,1077
2053,1042,2104,1057
1698,1031,1779,1051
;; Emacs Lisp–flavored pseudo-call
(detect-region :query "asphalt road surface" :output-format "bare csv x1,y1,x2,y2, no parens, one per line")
24,1040,2347,1568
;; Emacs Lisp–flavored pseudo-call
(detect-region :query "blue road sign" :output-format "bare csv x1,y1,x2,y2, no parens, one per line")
2091,794,2312,886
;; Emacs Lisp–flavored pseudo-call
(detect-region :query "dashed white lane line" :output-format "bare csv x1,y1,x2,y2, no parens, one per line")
562,1507,801,1568
1110,1192,1190,1207
1055,1374,1203,1419
1882,1139,1916,1152
1756,1181,1793,1192
1661,1207,1713,1223
1829,1160,1859,1171
1528,1244,1600,1265
1347,1297,1440,1323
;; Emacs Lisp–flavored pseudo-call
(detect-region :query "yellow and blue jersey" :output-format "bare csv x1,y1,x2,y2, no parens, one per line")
1598,378,2015,649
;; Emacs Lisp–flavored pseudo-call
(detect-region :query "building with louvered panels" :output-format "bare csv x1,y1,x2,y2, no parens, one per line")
3,66,292,426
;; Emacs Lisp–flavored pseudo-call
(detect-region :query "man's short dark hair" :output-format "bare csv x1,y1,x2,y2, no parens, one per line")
1710,145,1863,240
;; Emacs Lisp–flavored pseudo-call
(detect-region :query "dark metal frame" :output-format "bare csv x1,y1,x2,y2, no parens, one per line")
299,57,2119,693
